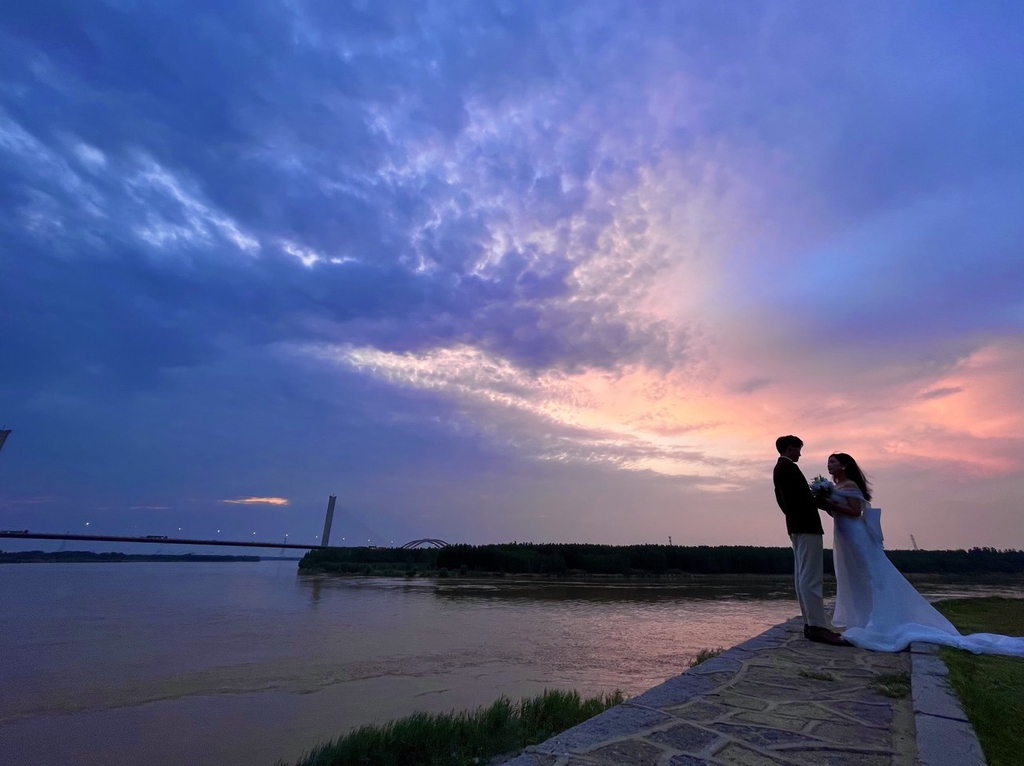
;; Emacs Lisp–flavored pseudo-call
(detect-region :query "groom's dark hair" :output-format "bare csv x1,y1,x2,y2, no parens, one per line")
775,435,803,454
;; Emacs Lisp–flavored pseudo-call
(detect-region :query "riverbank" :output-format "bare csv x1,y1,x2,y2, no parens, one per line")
281,597,1023,766
282,690,623,766
498,616,923,766
299,543,1024,579
495,597,1024,766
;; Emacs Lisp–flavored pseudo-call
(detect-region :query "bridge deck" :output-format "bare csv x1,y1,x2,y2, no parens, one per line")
0,532,323,550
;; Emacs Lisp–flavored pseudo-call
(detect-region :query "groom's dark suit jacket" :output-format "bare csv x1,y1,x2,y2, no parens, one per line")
774,457,824,535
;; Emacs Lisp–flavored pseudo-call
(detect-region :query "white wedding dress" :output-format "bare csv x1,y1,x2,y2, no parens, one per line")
830,483,1024,655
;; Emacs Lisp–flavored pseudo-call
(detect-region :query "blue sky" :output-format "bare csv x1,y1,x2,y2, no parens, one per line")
2,1,1023,550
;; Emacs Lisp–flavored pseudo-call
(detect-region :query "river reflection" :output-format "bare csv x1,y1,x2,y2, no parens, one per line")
1,563,1020,766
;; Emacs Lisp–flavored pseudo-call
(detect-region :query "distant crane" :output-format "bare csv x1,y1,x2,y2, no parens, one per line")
910,535,920,551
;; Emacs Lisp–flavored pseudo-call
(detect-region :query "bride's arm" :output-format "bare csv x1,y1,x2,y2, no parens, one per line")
826,495,863,517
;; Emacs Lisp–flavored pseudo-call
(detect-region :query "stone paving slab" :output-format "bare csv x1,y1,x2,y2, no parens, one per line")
498,618,983,766
909,643,985,766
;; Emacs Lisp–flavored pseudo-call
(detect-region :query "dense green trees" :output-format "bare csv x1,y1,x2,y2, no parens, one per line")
299,543,1024,576
886,547,1024,574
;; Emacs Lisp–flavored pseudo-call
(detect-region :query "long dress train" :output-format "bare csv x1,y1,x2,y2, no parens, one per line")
830,485,1024,655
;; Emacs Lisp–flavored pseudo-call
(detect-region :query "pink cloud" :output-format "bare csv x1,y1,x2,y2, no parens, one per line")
221,497,290,506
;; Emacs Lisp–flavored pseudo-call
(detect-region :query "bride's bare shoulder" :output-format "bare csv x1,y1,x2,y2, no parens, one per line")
836,479,859,490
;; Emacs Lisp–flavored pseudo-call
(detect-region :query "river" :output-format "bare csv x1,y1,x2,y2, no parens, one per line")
1,561,1020,766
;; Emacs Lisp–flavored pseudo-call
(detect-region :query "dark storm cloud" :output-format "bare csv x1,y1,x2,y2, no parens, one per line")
3,0,1023,398
1,0,704,397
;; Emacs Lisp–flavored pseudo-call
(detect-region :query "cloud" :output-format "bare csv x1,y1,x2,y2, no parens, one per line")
325,343,741,481
919,387,963,401
6,1,1019,391
221,497,290,506
732,378,772,395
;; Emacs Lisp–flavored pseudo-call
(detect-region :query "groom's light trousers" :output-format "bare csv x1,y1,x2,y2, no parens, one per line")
790,533,827,629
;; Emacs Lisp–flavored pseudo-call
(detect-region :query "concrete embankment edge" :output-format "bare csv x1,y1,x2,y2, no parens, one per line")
910,641,986,766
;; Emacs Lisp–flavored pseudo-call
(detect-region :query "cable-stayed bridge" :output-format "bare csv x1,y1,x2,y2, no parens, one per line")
0,531,450,550
0,493,449,550
0,531,322,550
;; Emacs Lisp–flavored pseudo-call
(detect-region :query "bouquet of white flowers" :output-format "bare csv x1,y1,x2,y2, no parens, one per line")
809,475,834,498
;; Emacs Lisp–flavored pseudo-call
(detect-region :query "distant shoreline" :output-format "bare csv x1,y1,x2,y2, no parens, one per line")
299,542,1024,579
297,570,1024,586
0,550,262,564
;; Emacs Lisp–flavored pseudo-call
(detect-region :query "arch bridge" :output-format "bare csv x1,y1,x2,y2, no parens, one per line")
399,538,450,549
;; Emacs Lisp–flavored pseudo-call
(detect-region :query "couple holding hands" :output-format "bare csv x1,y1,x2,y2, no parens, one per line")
773,434,1024,655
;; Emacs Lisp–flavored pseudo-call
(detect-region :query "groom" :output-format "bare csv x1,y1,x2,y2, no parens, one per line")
773,435,850,647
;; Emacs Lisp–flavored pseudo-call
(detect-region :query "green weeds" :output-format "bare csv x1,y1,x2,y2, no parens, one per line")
799,669,836,682
870,672,910,698
283,688,623,766
688,647,725,667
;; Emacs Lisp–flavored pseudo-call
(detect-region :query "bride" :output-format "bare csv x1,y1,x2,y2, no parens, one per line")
824,452,1024,655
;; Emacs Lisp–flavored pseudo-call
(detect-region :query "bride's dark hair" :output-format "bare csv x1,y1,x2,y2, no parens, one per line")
830,452,872,502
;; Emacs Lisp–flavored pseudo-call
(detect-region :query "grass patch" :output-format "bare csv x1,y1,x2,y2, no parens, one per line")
283,688,623,766
870,672,910,698
688,647,725,667
798,669,836,682
936,597,1024,766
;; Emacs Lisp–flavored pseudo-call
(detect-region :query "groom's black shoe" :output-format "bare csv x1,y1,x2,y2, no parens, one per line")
805,625,853,647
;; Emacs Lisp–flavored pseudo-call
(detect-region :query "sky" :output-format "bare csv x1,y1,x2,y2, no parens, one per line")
1,1,1023,552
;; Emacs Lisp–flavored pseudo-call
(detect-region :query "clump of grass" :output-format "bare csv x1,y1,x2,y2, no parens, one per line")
799,669,836,682
689,647,725,668
284,688,624,766
936,597,1024,766
935,597,1024,636
870,672,911,698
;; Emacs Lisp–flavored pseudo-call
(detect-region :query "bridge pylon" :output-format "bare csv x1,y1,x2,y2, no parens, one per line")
321,495,337,547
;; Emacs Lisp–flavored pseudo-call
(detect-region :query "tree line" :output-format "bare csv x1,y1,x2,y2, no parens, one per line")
299,543,1024,576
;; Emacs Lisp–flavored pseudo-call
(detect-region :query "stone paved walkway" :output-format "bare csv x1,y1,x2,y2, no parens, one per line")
500,618,927,766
